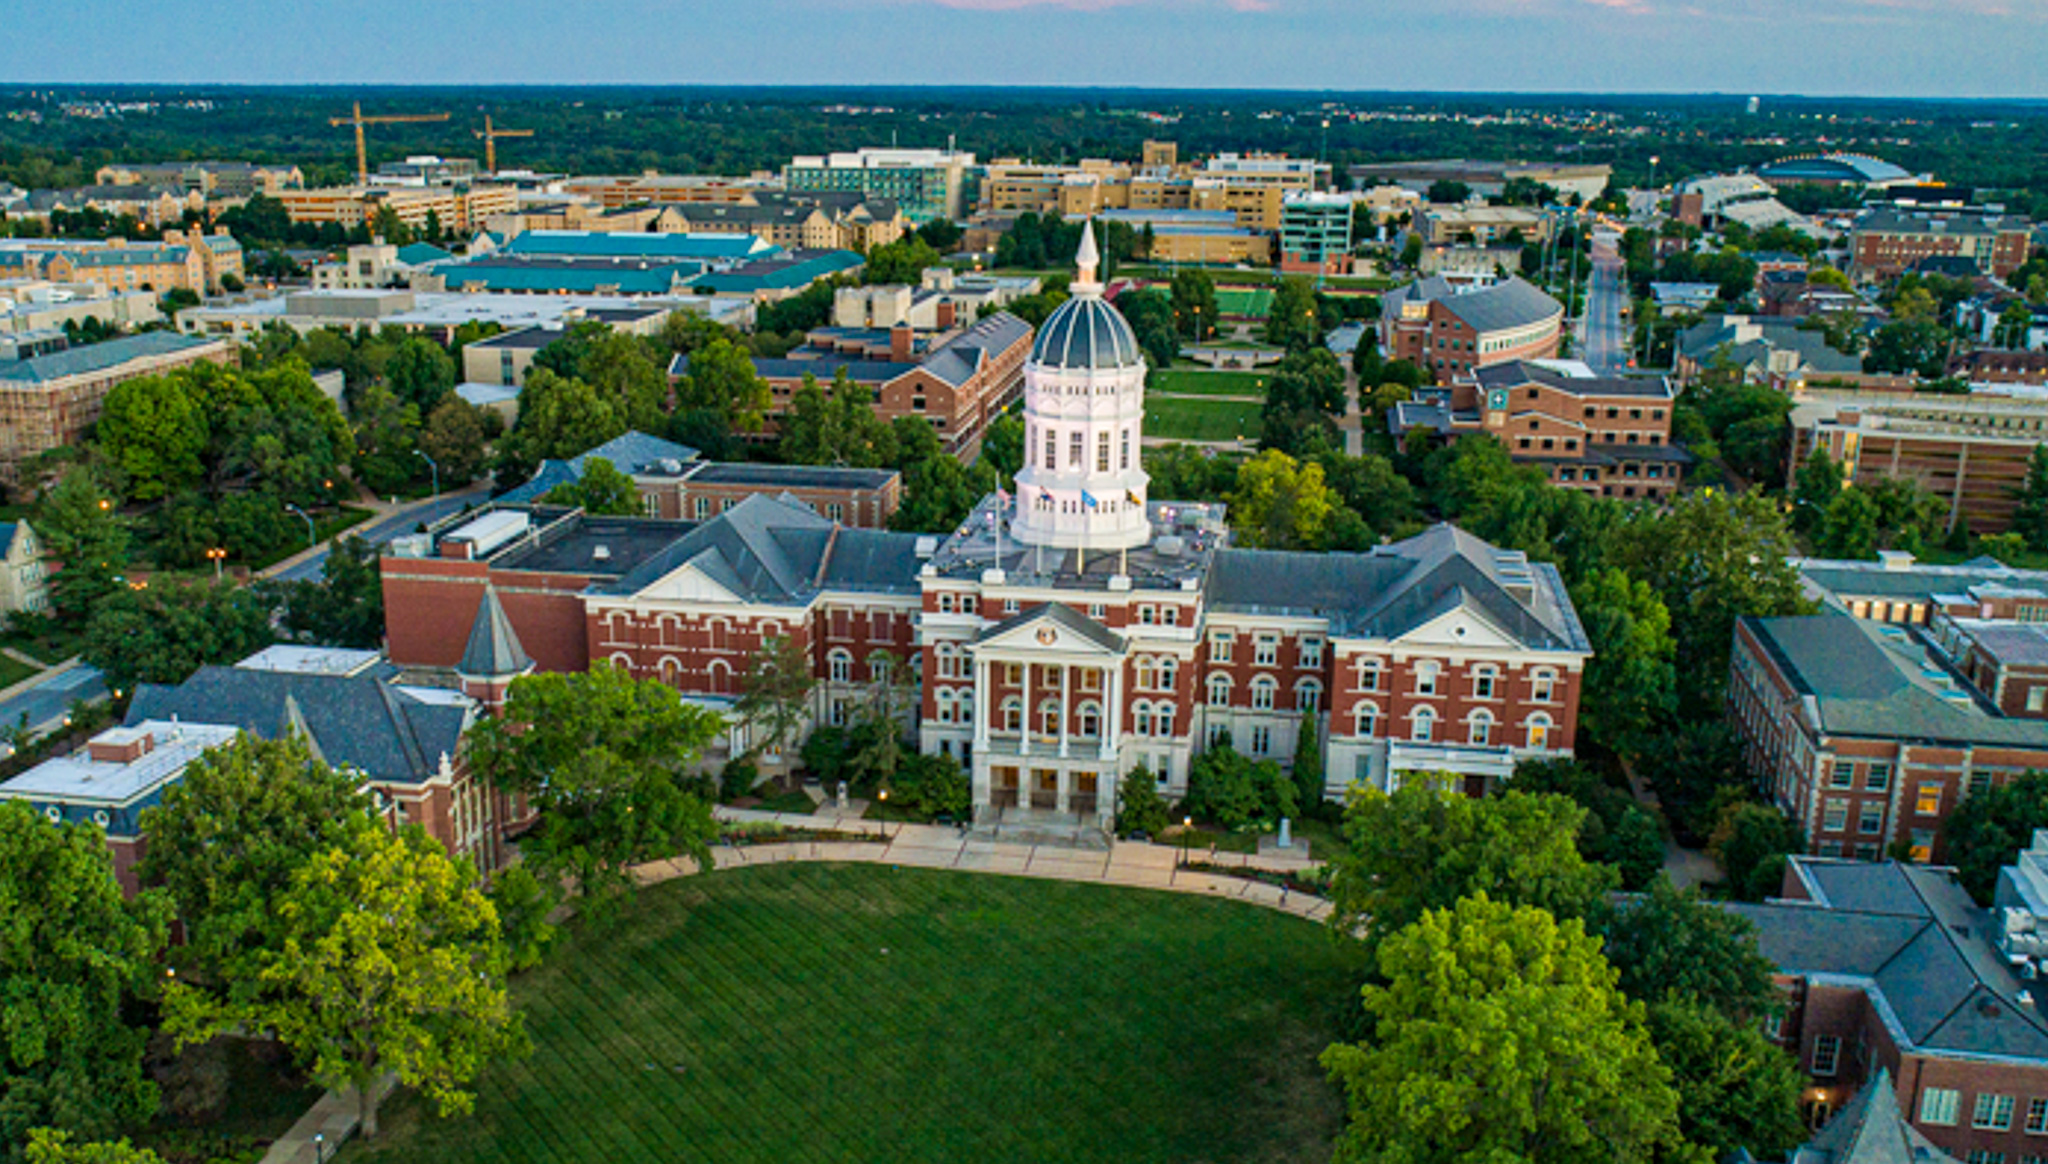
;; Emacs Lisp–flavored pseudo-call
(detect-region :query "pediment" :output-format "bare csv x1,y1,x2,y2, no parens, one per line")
1392,601,1520,650
973,607,1124,656
632,551,746,604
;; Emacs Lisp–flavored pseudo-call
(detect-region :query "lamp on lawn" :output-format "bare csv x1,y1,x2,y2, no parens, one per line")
1181,815,1193,869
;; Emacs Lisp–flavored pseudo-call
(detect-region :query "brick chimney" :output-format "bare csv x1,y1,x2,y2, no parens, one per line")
88,727,154,765
890,325,913,363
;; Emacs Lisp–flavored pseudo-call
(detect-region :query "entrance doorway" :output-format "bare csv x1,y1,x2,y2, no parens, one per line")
1071,771,1100,816
1030,768,1059,810
992,766,1020,809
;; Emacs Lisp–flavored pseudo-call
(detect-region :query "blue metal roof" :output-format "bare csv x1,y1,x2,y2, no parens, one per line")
0,333,218,385
501,231,778,261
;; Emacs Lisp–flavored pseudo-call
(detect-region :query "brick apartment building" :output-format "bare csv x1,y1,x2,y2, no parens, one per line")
1850,209,2034,283
1378,275,1564,386
1951,350,2048,389
675,311,1032,461
1729,853,2048,1163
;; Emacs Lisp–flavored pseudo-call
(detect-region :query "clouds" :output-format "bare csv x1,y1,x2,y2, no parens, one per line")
916,0,1272,9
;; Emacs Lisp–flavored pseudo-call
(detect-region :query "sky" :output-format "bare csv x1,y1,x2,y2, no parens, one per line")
4,0,2045,99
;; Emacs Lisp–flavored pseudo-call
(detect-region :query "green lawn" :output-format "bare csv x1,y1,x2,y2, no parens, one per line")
0,652,39,692
1144,396,1264,444
1214,287,1275,318
340,863,1354,1164
1147,369,1269,398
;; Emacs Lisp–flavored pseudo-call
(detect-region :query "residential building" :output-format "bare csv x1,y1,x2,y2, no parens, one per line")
1950,350,2048,389
1794,552,2048,629
1278,192,1354,275
557,173,774,209
94,161,304,198
1378,275,1564,385
0,231,243,295
976,147,1328,235
1729,611,2048,861
783,148,979,224
495,430,902,528
24,184,206,228
1345,159,1613,203
1096,208,1272,265
1413,204,1550,248
1788,393,2048,535
1850,209,2034,283
675,311,1031,460
0,333,233,479
1727,854,2045,1163
0,521,48,614
384,229,1590,836
1468,361,1686,499
662,192,907,253
275,185,519,235
1675,315,1876,391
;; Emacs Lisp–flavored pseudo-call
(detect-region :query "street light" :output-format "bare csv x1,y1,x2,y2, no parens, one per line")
1181,815,1193,869
205,547,226,581
284,503,314,548
877,787,890,839
312,1133,326,1163
415,448,439,498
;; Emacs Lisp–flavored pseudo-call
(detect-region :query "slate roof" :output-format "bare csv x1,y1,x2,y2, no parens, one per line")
1474,359,1675,400
0,332,218,385
593,494,920,602
459,586,532,678
1383,275,1562,336
0,522,22,558
1678,316,1864,377
1207,523,1588,653
1792,1068,1957,1164
686,463,897,490
495,431,702,505
126,666,472,787
1743,613,2048,747
975,601,1126,654
1728,860,2048,1063
929,312,1031,386
1798,556,2048,609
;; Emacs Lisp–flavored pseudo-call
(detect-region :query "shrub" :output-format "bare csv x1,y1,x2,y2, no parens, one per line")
1117,766,1169,836
720,758,761,802
894,752,970,820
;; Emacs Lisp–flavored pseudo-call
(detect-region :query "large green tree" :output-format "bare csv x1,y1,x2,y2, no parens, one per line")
137,733,369,993
417,397,489,487
733,636,818,784
2011,446,2048,553
1227,449,1339,550
383,336,456,415
1169,269,1218,340
1589,878,1783,1022
1940,770,2048,904
506,369,625,471
22,1132,166,1164
1262,276,1321,350
1569,567,1677,754
678,337,771,435
1320,894,1687,1164
165,822,526,1139
0,802,172,1160
1644,999,1806,1162
82,578,276,691
1329,775,1618,947
267,534,384,649
349,381,422,496
540,456,640,515
469,663,722,912
36,466,133,623
95,375,208,501
1709,802,1805,902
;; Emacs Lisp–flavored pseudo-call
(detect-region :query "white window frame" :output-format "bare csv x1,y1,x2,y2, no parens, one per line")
1810,1034,1840,1077
1251,676,1277,712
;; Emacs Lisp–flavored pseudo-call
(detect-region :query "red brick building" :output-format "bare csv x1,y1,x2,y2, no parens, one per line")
1377,275,1563,387
1849,209,2034,283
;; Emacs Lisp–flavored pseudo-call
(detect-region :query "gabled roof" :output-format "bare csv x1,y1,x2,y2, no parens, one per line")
1384,275,1562,336
126,666,471,787
458,586,532,678
1793,1069,1956,1164
0,332,219,385
594,493,919,603
973,601,1125,654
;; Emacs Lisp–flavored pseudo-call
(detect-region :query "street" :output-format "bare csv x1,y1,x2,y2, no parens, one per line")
270,486,490,582
1579,231,1632,377
0,663,108,742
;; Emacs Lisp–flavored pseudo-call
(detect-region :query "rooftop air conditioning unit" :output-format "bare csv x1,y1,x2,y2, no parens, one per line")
592,545,611,562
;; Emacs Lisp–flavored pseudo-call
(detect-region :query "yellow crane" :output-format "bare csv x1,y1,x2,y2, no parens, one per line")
328,101,450,185
474,115,535,175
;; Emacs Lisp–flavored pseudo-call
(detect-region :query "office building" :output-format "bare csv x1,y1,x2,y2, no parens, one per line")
783,148,979,224
0,332,234,478
1378,275,1564,385
1278,192,1354,275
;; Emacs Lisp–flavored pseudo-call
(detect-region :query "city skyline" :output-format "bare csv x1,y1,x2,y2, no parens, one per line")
4,0,2047,99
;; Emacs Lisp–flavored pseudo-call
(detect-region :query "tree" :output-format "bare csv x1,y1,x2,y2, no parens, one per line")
418,397,489,487
1864,318,1948,378
383,337,456,415
1817,486,1880,559
1635,719,1749,846
469,664,722,914
1329,776,1618,947
1292,719,1324,814
36,466,132,622
1644,1000,1806,1162
1169,269,1218,341
978,412,1024,487
861,236,943,286
1590,878,1783,1021
1425,179,1471,204
1569,568,1677,754
96,375,207,501
1940,770,2048,904
1508,759,1665,891
1116,766,1169,837
679,337,771,434
509,369,625,467
83,578,275,691
541,455,640,515
2012,446,2048,552
915,218,963,253
349,381,421,496
892,752,970,820
137,734,369,993
0,801,172,1159
1262,276,1321,350
1320,894,1685,1164
576,332,668,432
890,454,996,533
1227,449,1338,550
1709,802,1804,902
1183,740,1294,830
165,822,527,1139
269,535,384,649
1793,447,1843,538
23,1132,166,1164
733,636,816,784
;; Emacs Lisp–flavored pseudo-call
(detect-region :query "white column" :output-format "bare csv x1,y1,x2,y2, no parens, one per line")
1020,660,1032,757
1058,663,1071,759
1103,661,1122,761
1056,767,1069,814
973,655,991,754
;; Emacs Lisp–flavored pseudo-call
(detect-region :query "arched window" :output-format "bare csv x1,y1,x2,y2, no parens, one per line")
1077,701,1101,738
1251,675,1278,712
658,657,681,687
1000,696,1023,733
1038,698,1063,737
1526,713,1554,750
1207,674,1231,707
958,693,973,725
828,649,853,684
1158,657,1177,691
1532,669,1557,703
1412,707,1436,743
1355,703,1379,739
934,689,954,724
1296,678,1323,714
708,658,732,695
1468,709,1495,747
1136,700,1158,737
609,651,634,671
935,643,957,680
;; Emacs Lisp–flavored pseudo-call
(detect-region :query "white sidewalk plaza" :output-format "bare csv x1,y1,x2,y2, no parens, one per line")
687,805,1332,922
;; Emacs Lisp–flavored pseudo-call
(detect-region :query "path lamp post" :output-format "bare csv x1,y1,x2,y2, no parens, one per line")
415,448,439,498
284,503,315,549
1181,815,1193,869
877,787,890,839
205,547,226,581
312,1133,326,1163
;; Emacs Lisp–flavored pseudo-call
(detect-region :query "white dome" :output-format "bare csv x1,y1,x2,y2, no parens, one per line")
1029,295,1143,371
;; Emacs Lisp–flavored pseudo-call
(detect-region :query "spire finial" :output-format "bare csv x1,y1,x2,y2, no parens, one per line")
1075,219,1100,287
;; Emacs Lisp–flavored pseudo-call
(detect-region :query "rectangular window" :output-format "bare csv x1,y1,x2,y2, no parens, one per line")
1922,1088,1961,1126
1859,803,1885,835
1823,799,1849,833
1918,782,1943,816
1866,762,1892,792
1978,1094,2017,1132
1089,604,1107,619
1163,606,1179,627
2027,1098,2048,1134
1004,664,1022,687
1211,633,1233,663
1043,431,1056,470
1255,636,1278,667
1069,431,1084,468
1810,1035,1840,1076
1966,1151,2007,1164
1250,725,1271,756
1831,760,1856,789
1097,431,1110,472
1300,637,1324,669
1474,671,1496,699
1416,668,1438,697
1120,429,1131,470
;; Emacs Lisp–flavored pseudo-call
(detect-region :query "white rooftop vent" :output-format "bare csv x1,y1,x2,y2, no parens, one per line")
592,545,611,562
1878,549,1917,572
914,536,939,559
1154,535,1185,558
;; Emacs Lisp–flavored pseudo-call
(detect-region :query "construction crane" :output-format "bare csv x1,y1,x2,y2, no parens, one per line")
474,115,535,175
328,101,450,185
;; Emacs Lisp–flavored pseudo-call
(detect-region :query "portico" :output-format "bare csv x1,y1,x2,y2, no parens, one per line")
968,602,1128,832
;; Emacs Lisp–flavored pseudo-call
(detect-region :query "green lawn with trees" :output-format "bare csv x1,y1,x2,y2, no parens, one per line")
1144,369,1267,398
1142,397,1263,443
336,863,1357,1164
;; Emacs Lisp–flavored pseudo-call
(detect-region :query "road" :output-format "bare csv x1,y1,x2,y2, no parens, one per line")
1580,231,1632,377
0,663,108,740
271,487,490,581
